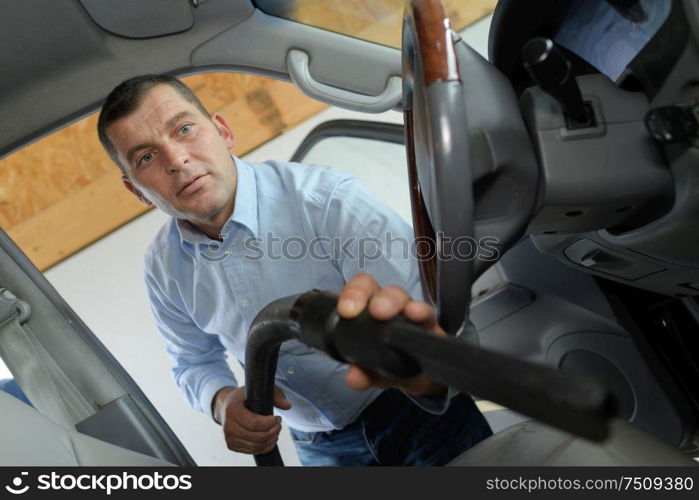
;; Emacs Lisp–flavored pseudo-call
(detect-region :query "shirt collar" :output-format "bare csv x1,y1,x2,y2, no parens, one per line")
229,156,259,239
175,156,258,250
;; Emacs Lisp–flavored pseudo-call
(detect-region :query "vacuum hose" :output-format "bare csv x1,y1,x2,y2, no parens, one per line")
245,290,613,466
243,294,301,466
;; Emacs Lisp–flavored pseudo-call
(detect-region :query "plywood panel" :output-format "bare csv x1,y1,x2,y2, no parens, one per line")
182,74,327,156
274,0,497,48
0,113,112,229
7,170,146,265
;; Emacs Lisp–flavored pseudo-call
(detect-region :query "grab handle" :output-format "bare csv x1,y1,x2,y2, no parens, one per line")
286,49,402,112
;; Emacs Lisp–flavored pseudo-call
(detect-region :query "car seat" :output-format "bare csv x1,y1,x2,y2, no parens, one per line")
0,391,172,466
448,419,697,466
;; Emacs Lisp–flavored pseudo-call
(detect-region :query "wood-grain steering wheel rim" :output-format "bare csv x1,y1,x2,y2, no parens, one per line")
403,0,474,334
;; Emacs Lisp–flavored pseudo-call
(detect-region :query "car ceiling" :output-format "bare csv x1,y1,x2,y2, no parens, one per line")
0,0,401,160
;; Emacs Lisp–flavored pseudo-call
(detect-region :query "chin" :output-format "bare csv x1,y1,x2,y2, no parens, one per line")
187,202,227,221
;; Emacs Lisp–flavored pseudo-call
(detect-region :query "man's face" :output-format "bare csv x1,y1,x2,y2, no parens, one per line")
107,84,237,227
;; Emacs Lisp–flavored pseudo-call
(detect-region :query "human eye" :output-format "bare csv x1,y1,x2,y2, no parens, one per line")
137,152,155,166
179,123,193,135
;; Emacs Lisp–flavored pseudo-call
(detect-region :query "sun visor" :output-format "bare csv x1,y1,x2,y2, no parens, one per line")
79,0,194,39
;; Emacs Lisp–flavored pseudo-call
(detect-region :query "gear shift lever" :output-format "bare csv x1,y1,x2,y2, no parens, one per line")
522,37,592,126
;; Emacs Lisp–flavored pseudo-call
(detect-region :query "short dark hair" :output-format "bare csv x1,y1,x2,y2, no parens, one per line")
97,74,210,174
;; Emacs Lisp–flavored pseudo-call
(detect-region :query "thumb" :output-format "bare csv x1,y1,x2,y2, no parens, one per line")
273,386,292,410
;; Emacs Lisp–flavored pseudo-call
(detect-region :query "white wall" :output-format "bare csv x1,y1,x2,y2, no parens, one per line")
36,16,492,467
461,12,491,59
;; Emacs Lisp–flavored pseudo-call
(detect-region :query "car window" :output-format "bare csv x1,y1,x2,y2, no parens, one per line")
0,357,12,379
296,134,411,224
254,0,497,49
0,357,31,406
0,73,328,272
0,72,390,466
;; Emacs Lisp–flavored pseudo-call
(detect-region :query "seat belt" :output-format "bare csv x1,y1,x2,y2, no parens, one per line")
0,287,94,428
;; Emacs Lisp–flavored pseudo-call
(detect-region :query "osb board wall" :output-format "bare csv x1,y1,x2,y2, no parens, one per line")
0,0,497,272
1,75,327,271
268,0,496,48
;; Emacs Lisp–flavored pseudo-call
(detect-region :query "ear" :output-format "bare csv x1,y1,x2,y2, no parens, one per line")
211,112,235,150
122,176,154,207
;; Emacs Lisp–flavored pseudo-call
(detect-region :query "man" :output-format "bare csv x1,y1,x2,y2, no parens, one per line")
97,74,491,466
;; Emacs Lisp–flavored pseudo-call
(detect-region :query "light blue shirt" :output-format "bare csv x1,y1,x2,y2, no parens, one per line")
144,157,432,432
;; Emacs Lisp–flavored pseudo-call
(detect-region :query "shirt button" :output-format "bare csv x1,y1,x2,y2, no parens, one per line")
241,298,250,307
287,366,295,375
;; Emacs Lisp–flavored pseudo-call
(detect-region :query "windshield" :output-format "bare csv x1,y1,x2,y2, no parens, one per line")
554,0,673,80
254,0,496,49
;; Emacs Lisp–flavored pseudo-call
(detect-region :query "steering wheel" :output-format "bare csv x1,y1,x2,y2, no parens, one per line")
402,0,474,335
402,0,540,335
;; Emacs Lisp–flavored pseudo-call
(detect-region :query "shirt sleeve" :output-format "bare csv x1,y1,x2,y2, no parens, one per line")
144,262,238,421
318,174,462,415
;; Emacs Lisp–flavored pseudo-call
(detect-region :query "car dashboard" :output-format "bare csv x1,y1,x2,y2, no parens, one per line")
553,0,673,82
489,0,699,299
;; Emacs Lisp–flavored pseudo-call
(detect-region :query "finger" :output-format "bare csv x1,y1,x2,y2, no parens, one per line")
337,273,380,318
227,431,281,454
273,386,292,410
345,365,392,391
258,439,281,455
243,433,283,455
367,285,411,321
344,365,373,391
402,300,436,324
228,416,281,441
227,424,281,449
403,301,446,336
226,418,282,445
234,406,281,433
225,435,258,454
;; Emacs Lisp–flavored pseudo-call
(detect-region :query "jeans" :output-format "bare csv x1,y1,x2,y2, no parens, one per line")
289,389,492,466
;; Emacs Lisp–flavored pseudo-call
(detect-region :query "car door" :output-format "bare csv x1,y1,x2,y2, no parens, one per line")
0,0,407,467
0,227,195,465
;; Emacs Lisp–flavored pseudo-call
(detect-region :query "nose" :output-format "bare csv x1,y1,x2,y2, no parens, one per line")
162,142,190,174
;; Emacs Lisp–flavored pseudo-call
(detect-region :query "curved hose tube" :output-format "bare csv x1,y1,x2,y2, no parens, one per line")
244,290,611,466
244,294,301,467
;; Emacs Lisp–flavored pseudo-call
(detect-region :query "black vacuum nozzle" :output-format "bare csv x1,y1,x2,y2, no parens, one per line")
290,290,612,441
244,290,614,466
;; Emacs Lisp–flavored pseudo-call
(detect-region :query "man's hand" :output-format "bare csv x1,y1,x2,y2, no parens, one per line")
213,386,292,455
337,273,447,397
